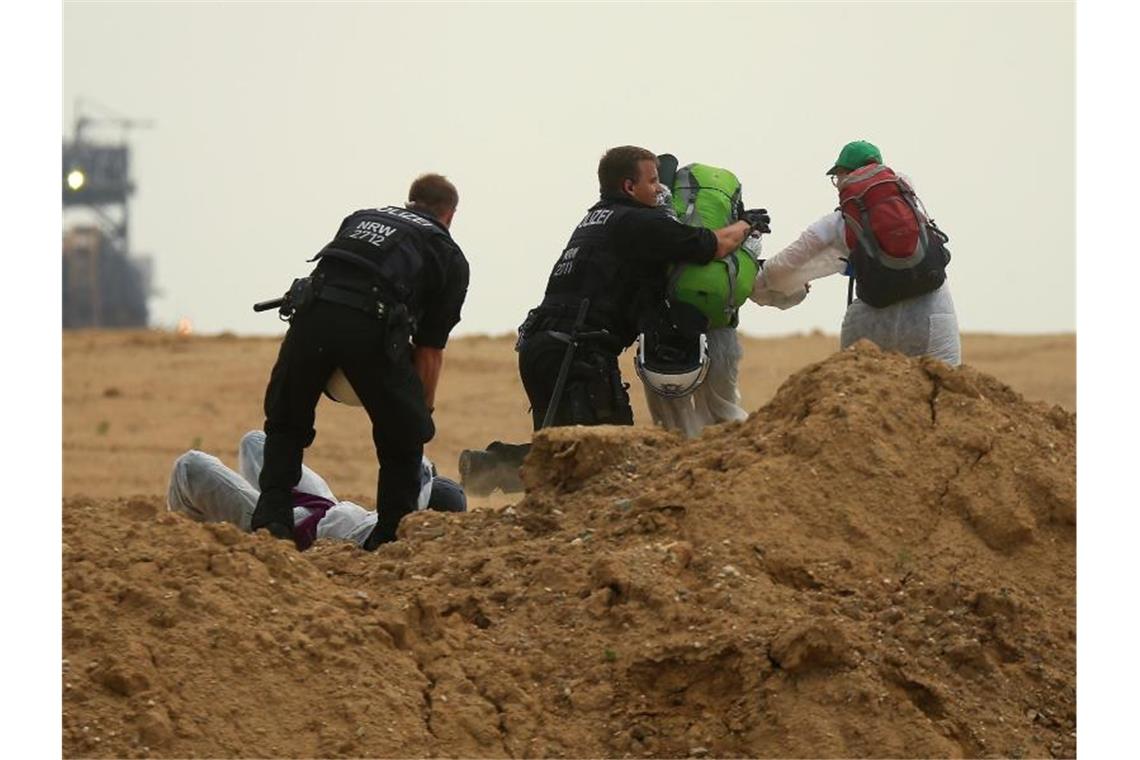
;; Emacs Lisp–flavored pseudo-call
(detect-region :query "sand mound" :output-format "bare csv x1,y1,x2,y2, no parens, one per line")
62,342,1075,758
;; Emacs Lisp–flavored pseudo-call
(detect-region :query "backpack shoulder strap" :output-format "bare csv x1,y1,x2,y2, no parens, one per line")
841,204,884,262
723,252,740,322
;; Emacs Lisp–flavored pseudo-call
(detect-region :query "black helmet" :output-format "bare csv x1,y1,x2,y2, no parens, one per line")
426,477,467,513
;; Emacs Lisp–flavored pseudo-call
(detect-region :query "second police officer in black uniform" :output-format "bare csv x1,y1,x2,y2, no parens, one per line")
516,145,767,428
251,174,469,551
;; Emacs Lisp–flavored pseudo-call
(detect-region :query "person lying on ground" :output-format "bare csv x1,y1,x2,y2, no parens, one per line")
167,430,466,551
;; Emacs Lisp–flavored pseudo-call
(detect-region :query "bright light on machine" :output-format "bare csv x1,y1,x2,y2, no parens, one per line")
66,168,86,191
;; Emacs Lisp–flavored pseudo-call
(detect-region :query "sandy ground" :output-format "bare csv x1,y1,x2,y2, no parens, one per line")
63,330,1074,503
61,331,1076,758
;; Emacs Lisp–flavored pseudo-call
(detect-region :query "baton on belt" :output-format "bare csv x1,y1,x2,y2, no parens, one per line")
253,297,285,313
541,298,592,430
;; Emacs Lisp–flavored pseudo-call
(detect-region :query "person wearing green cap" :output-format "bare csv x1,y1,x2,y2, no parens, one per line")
827,140,883,175
749,140,960,365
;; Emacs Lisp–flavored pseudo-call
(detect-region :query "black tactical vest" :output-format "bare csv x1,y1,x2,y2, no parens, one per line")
312,206,454,306
538,199,650,346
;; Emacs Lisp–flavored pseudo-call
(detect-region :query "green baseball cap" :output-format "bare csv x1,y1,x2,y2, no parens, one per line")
826,140,882,175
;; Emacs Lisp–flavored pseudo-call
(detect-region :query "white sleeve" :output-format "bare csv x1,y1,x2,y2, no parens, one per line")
753,211,849,296
749,285,808,310
316,501,376,546
417,456,434,511
167,450,258,531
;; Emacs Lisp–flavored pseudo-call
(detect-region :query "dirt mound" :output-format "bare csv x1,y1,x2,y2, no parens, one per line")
62,342,1075,758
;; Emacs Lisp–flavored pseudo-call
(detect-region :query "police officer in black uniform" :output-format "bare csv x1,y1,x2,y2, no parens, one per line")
251,174,469,551
516,145,765,428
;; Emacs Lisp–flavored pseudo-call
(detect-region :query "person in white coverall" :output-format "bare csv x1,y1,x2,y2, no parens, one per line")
642,191,808,439
750,141,960,366
167,430,466,551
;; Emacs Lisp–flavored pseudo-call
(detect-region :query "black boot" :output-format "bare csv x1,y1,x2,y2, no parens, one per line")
458,444,527,495
362,523,396,551
486,441,531,468
258,521,295,541
251,490,295,542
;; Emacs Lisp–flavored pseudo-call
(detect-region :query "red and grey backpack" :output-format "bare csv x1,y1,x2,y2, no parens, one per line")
838,163,951,308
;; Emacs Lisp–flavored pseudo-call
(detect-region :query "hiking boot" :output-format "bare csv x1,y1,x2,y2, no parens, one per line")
458,449,491,495
459,448,524,496
485,441,531,468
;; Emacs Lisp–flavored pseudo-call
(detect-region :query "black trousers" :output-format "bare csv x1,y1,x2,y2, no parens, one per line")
253,300,434,544
517,331,634,431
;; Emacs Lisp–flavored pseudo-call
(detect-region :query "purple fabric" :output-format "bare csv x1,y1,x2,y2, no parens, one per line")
291,489,336,551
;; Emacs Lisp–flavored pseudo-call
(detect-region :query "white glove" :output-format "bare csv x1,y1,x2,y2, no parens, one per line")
749,270,808,310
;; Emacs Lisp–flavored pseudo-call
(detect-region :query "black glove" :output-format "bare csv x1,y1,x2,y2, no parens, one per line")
741,208,771,234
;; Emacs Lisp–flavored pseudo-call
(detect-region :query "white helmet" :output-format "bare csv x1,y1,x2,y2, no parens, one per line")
635,330,709,398
324,368,362,406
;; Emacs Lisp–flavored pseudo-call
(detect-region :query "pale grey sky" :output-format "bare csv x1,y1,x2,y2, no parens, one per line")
62,1,1074,337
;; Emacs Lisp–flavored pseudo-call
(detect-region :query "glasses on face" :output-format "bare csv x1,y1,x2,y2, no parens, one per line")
830,174,841,187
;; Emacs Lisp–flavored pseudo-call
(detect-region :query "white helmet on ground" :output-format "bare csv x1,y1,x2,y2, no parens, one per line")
635,330,709,398
325,368,361,406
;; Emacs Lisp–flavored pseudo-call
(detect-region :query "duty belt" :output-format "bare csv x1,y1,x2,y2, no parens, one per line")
317,283,388,320
530,321,622,355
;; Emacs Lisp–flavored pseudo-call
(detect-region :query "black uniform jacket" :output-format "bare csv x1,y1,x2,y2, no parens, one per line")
314,205,470,348
537,194,716,347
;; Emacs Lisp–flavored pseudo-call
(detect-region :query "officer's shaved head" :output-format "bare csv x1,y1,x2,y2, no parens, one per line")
407,173,459,219
598,146,657,197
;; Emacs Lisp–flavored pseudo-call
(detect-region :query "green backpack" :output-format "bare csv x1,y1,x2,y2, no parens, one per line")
668,163,759,329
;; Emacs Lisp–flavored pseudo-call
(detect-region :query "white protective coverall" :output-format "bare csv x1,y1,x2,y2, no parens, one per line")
643,325,748,439
752,209,961,366
167,430,438,548
642,234,808,439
